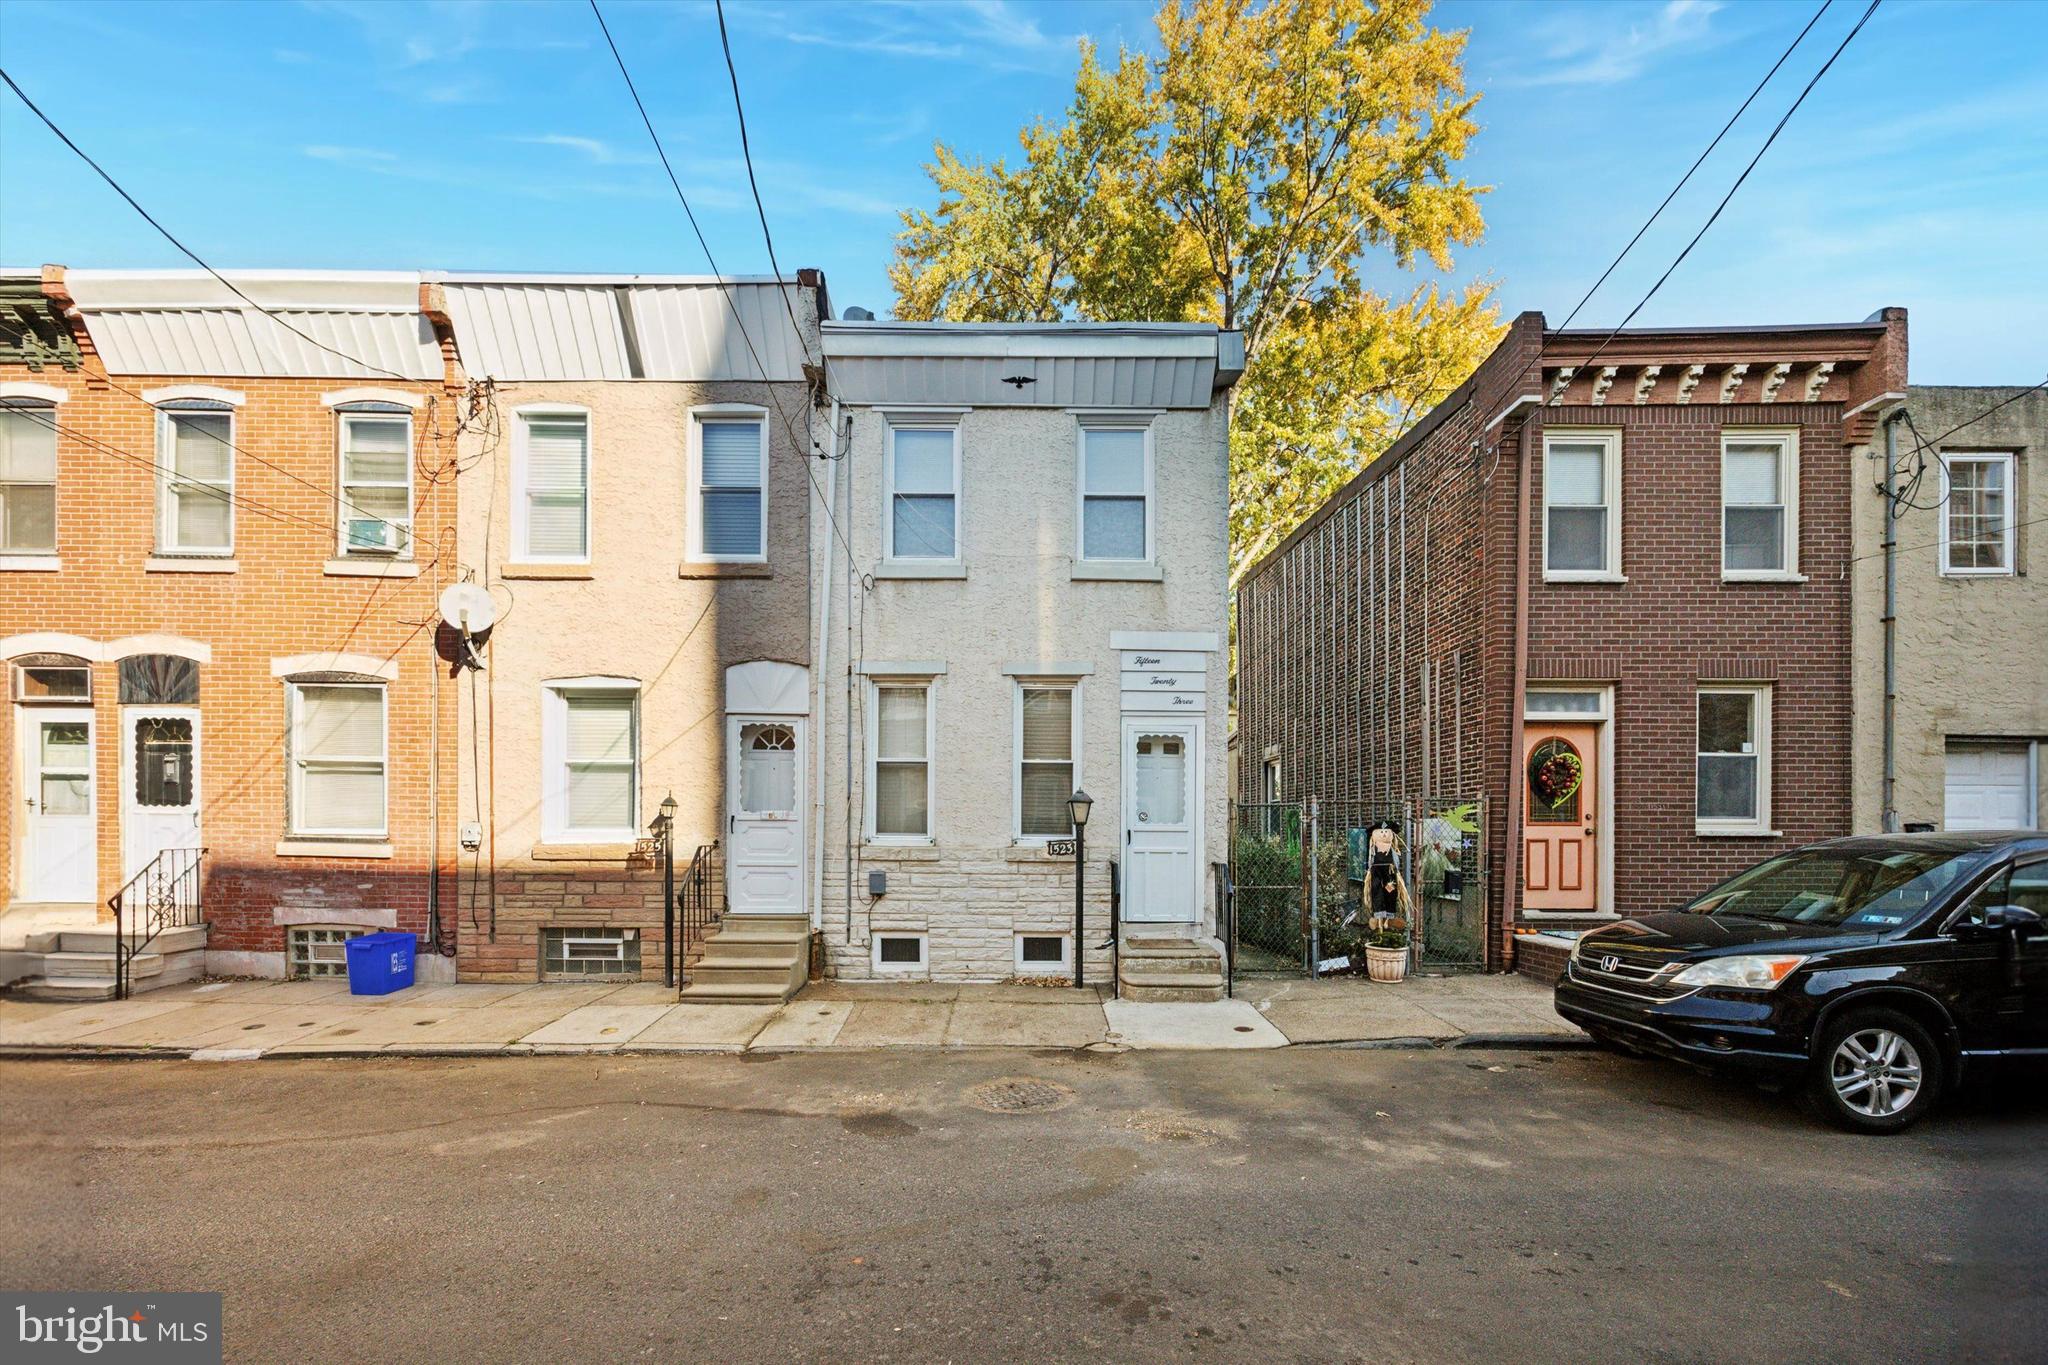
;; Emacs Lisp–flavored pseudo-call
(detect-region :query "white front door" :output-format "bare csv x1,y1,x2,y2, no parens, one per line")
727,717,804,916
121,708,201,881
15,706,96,902
1122,718,1201,924
1945,742,2034,830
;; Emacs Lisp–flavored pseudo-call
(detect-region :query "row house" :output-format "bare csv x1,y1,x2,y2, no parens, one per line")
1,267,461,993
1234,308,1908,976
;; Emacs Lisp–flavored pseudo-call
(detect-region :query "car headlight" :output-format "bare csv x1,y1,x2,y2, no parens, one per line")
1670,955,1807,991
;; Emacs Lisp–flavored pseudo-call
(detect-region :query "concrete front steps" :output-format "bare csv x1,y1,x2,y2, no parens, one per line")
12,924,209,1002
1119,936,1226,1003
676,915,809,1004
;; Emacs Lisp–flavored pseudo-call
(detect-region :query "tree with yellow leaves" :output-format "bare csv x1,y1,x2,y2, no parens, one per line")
891,0,1502,587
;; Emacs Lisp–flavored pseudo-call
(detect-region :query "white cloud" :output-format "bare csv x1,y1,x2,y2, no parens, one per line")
302,145,400,166
1518,0,1725,87
762,0,1079,72
506,134,650,166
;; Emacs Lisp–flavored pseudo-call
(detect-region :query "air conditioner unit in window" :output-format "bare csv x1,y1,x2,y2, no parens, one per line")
346,519,401,554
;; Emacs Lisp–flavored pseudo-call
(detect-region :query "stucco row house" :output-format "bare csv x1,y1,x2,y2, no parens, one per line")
1236,307,2046,979
1,263,1243,1002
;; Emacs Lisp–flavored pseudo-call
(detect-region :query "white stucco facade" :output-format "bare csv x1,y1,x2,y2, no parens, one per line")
812,322,1243,981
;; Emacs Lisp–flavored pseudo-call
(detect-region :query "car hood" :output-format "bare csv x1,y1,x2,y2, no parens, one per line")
1579,913,1876,964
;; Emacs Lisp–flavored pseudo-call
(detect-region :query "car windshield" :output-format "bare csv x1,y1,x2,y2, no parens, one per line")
1685,847,1979,930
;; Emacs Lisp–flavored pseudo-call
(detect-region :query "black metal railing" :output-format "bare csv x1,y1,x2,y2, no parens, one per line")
673,841,722,988
1212,860,1234,998
1100,860,1121,1000
110,846,205,1000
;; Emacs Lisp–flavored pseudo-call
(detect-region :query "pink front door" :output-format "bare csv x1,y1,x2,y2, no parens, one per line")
1523,722,1598,912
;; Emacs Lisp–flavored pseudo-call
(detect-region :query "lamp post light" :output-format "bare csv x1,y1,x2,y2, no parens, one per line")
1066,789,1093,990
657,791,678,988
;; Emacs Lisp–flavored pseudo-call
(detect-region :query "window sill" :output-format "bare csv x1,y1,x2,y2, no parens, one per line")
1695,826,1783,839
1721,571,1807,584
276,839,393,859
1542,572,1627,585
875,560,966,580
147,556,237,574
325,557,420,578
0,555,60,572
530,841,637,861
679,561,772,579
861,843,942,861
1071,560,1164,582
1938,568,2016,580
502,563,593,580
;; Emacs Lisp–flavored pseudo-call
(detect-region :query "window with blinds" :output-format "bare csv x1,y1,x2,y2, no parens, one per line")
519,413,590,560
695,417,766,559
872,684,931,839
1017,686,1075,838
549,687,639,839
338,414,413,556
0,407,58,554
1079,427,1149,561
158,407,234,554
887,426,957,560
1721,432,1796,575
289,683,387,836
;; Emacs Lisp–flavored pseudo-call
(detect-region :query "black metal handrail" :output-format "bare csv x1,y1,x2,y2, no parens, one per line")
1099,860,1121,1000
110,846,205,1000
673,841,722,988
1212,860,1234,999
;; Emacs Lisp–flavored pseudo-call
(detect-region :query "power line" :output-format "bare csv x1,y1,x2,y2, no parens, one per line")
1846,512,2048,567
1909,378,2047,451
0,66,414,384
713,0,818,369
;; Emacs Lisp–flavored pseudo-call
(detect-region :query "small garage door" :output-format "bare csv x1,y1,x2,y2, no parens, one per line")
1944,743,2035,830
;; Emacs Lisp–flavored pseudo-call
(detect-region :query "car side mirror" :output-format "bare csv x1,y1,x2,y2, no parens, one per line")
1958,905,2045,941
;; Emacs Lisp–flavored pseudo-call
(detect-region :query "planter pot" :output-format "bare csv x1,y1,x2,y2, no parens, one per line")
1364,944,1409,984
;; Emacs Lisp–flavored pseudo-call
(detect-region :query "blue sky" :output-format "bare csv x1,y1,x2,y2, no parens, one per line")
1,0,2042,382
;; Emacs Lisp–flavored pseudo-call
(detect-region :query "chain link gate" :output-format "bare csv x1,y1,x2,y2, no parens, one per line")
1227,802,1307,974
1408,795,1487,972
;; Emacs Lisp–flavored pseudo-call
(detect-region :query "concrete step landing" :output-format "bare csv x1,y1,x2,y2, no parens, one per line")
1118,936,1226,1003
677,917,809,1004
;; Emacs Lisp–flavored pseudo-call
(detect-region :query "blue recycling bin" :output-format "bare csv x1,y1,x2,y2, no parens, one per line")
344,931,417,996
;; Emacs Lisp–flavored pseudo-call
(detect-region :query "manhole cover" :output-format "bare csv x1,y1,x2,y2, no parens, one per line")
965,1076,1075,1114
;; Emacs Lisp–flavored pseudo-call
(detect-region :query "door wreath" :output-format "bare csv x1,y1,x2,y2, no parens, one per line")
1530,744,1583,807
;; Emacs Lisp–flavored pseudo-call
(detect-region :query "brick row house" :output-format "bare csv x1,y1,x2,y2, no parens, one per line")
1,267,462,993
1233,308,1909,977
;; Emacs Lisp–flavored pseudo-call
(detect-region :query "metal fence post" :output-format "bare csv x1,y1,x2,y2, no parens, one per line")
1306,796,1320,975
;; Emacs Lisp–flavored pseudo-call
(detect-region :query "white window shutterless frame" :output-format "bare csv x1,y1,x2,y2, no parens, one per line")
1542,431,1621,580
1721,430,1799,578
1015,683,1080,841
337,412,414,556
1696,685,1772,835
885,425,960,562
0,406,59,555
543,682,640,841
1077,425,1152,562
689,409,768,562
1940,453,2017,576
867,681,934,842
514,409,591,562
288,682,388,837
157,407,236,555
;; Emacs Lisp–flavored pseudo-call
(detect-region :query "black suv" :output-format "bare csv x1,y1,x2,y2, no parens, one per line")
1554,833,2048,1133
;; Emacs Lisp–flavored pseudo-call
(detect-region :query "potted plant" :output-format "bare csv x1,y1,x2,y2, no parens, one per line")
1364,922,1410,983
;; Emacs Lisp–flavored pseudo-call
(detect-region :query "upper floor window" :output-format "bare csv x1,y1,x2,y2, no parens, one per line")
288,681,387,837
1078,425,1151,562
157,403,234,555
1542,431,1620,579
337,410,413,557
0,405,57,555
1940,452,2015,576
515,411,590,562
543,681,640,842
689,412,768,562
886,425,959,561
1722,430,1799,577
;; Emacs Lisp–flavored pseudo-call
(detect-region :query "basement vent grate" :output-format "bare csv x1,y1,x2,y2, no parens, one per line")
964,1076,1075,1115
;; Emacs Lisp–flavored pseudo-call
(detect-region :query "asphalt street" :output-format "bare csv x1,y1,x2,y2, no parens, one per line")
2,1046,2042,1363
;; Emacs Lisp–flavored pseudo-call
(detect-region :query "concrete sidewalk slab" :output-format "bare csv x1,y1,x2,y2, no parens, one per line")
496,983,629,1009
1105,999,1288,1049
399,984,536,1009
835,1001,953,1047
751,1000,852,1048
277,1007,460,1051
520,1004,671,1048
0,998,192,1046
186,1007,371,1052
66,1002,283,1048
400,1006,568,1048
635,1004,777,1049
944,1001,1106,1048
1260,998,1459,1045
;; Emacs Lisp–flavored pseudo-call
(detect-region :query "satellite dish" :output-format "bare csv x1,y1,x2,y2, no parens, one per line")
438,582,497,634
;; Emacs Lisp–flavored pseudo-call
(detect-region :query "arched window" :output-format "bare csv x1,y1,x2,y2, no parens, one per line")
119,654,200,704
11,652,90,702
1527,737,1584,824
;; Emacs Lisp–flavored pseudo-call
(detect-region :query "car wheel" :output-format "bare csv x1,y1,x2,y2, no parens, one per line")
1805,1007,1943,1134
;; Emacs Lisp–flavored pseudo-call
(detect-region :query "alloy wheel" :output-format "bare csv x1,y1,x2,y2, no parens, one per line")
1830,1028,1923,1118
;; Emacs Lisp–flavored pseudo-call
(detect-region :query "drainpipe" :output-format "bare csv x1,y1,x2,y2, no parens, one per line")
1881,408,1905,833
1497,396,1541,972
811,396,841,932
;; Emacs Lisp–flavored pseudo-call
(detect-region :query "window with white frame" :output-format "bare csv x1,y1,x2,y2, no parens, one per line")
1078,425,1150,561
337,409,413,556
1697,685,1771,832
544,683,640,841
288,681,388,837
1014,933,1071,975
157,404,235,554
516,411,590,561
1543,431,1620,577
886,425,958,560
691,413,767,560
1016,684,1078,839
871,932,928,974
0,405,58,554
1941,453,2016,576
870,682,933,840
1722,431,1798,575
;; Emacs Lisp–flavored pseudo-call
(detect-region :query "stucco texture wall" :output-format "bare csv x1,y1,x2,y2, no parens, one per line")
1850,386,2048,830
814,401,1230,981
454,379,812,980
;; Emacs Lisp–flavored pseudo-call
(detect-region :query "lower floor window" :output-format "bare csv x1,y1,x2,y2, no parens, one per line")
1697,685,1771,831
1014,933,1071,975
542,927,641,978
871,933,928,974
289,925,365,979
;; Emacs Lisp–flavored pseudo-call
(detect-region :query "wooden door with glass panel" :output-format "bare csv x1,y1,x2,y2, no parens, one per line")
1523,723,1597,912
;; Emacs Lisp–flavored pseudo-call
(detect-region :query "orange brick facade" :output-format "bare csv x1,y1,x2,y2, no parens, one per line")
1,279,461,974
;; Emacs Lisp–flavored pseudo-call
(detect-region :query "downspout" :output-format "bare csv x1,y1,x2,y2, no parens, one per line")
811,395,841,932
1881,408,1905,833
1495,393,1542,972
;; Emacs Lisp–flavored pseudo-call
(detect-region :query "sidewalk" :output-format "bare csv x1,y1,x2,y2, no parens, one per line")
0,973,1582,1059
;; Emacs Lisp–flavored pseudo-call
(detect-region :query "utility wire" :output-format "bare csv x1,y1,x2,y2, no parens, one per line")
0,66,414,384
